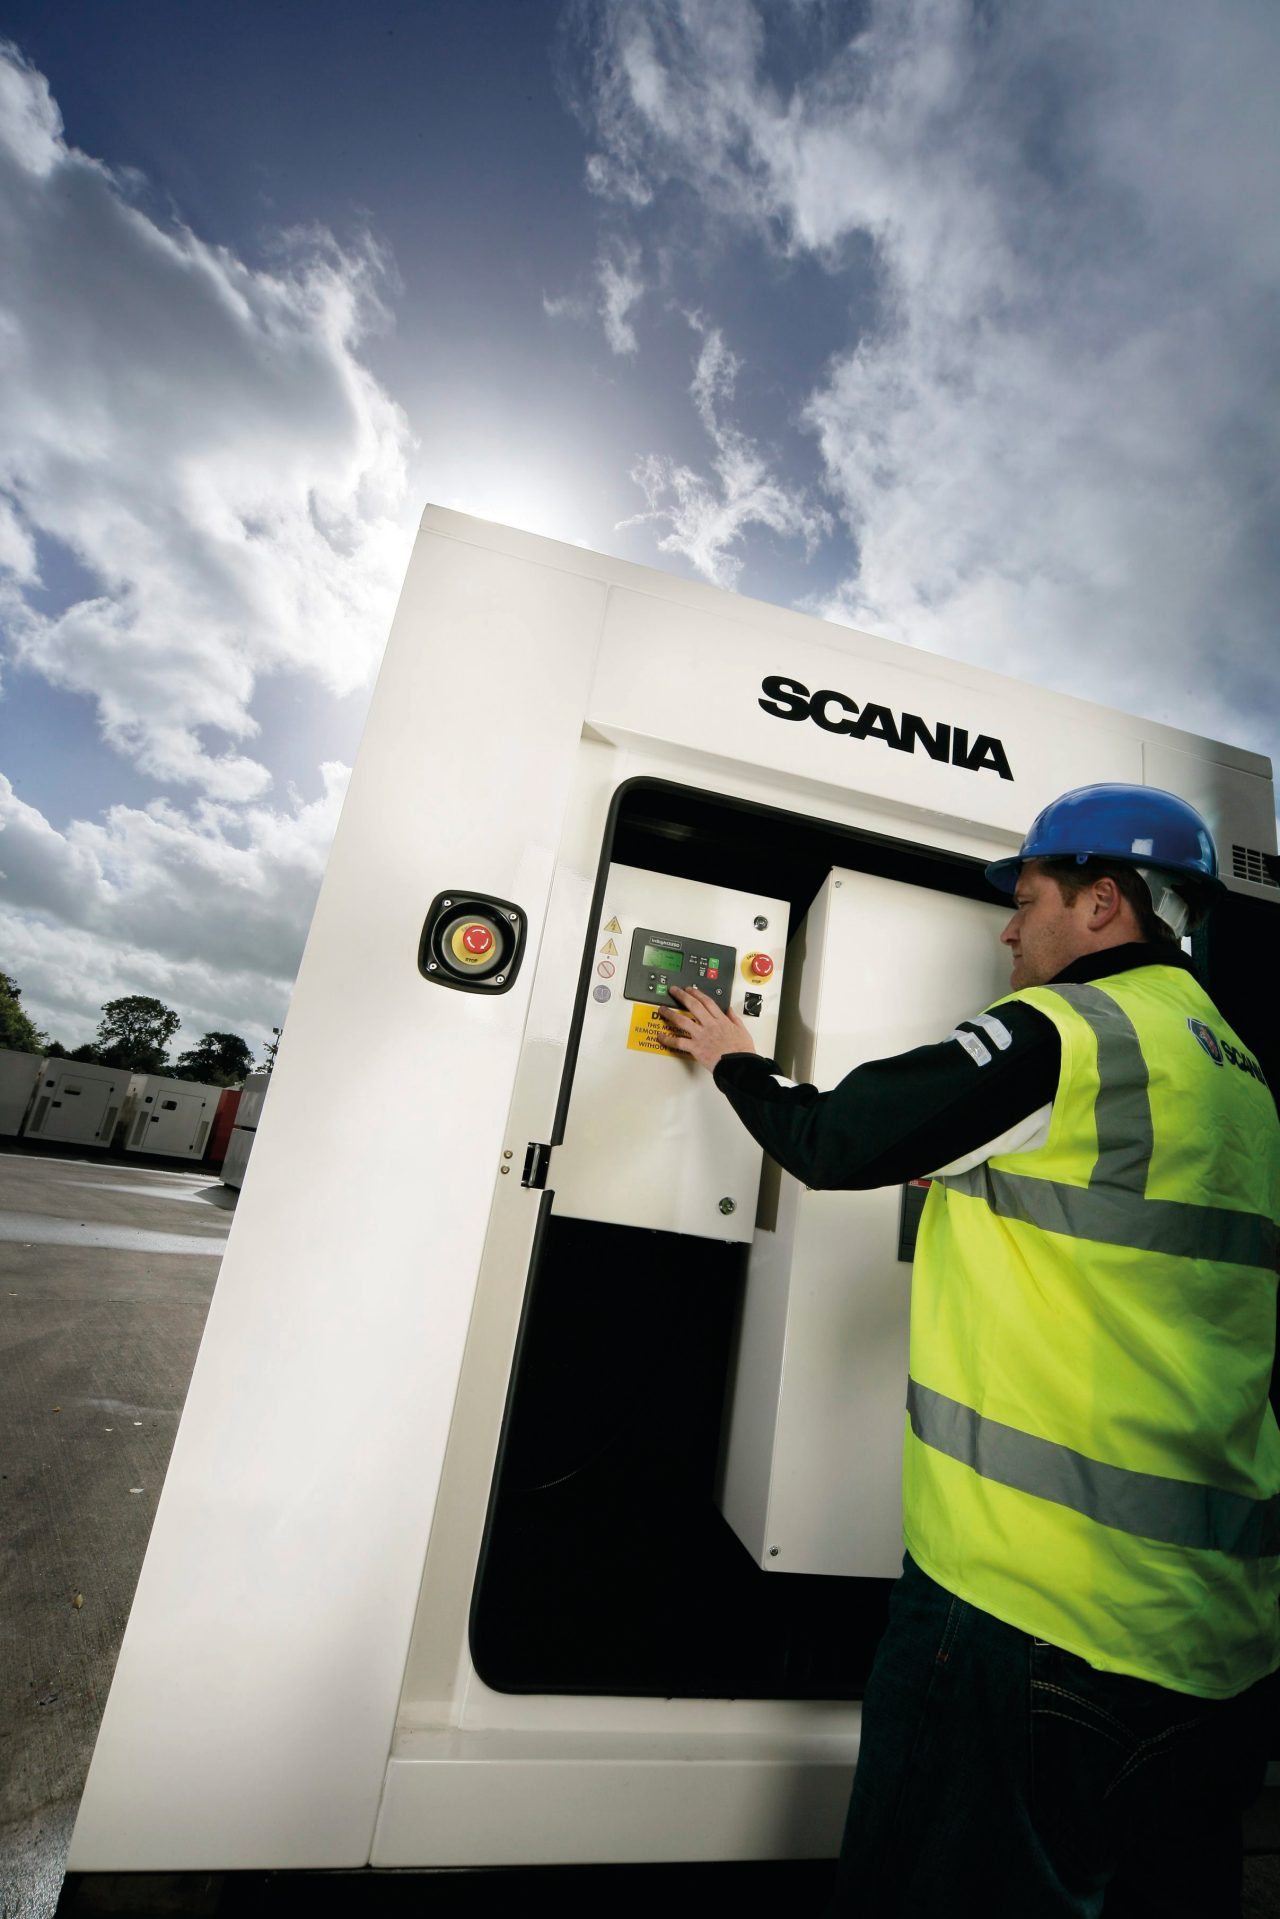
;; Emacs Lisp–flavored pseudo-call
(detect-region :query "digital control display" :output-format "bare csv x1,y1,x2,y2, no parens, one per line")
623,926,738,1007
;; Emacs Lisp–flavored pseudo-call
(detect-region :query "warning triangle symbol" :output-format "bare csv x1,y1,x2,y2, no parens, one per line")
600,938,619,957
603,916,622,933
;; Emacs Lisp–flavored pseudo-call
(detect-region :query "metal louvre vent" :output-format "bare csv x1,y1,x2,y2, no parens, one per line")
30,1096,49,1134
101,1105,118,1142
1231,844,1280,889
194,1120,210,1156
130,1111,151,1148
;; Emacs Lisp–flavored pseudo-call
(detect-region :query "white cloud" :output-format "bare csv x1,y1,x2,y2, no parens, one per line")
0,41,414,799
0,767,349,1050
597,240,644,355
622,314,831,587
542,288,592,324
542,238,646,357
579,0,1280,761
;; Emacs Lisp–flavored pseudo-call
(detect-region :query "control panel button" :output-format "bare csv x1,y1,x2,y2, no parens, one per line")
749,953,774,980
463,923,494,955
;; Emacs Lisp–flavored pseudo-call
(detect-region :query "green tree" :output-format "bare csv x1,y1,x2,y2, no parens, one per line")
94,996,181,1074
172,1031,254,1087
0,973,49,1055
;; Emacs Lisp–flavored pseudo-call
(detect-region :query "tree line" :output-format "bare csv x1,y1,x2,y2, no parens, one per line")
0,974,269,1087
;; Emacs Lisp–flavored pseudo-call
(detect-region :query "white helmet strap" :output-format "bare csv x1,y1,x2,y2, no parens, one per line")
1134,866,1191,939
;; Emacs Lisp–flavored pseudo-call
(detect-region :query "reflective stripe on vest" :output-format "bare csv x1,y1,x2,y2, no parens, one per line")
940,1162,1275,1268
907,1378,1280,1558
939,981,1277,1272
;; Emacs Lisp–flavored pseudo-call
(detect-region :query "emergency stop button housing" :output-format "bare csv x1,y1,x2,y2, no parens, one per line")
419,892,527,995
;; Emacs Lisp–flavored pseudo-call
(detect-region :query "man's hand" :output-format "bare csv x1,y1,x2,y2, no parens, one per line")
659,984,757,1073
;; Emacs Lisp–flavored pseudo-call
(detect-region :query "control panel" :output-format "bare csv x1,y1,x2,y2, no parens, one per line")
624,929,737,1008
548,863,788,1242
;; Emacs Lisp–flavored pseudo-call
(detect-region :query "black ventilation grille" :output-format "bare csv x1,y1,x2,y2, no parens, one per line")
1230,844,1280,889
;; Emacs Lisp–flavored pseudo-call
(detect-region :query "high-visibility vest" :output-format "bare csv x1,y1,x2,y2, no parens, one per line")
905,963,1280,1698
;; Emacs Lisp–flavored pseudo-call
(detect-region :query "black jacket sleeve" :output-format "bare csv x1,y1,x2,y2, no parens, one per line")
712,1001,1059,1189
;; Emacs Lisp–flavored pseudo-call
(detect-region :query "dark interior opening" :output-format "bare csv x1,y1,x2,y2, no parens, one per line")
470,777,1280,1697
470,777,1017,1699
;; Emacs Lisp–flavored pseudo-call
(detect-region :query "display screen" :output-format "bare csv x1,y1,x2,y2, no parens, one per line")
643,944,683,972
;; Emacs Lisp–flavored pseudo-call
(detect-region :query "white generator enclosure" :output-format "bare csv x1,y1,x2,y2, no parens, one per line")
220,1071,269,1190
24,1059,134,1149
69,510,1280,1878
234,1070,270,1132
124,1075,222,1159
0,1047,43,1136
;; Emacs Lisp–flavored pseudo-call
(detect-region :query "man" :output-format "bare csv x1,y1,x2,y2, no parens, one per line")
659,783,1279,1917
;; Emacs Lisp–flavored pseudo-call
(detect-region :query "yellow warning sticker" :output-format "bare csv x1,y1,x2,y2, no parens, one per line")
600,938,619,957
603,916,622,933
627,1002,682,1058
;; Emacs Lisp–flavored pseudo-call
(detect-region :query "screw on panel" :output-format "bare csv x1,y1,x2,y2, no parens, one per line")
768,1546,780,1558
506,912,517,922
719,1197,736,1215
442,899,452,908
427,961,438,972
500,1166,509,1175
503,1150,513,1160
754,916,769,930
494,975,506,986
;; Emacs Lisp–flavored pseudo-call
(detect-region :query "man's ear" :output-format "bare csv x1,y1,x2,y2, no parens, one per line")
1089,876,1123,929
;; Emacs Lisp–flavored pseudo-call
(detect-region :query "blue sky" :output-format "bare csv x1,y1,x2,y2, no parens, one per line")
1,0,1277,1058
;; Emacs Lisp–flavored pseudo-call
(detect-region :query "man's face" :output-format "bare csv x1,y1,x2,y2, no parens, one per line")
1000,862,1094,989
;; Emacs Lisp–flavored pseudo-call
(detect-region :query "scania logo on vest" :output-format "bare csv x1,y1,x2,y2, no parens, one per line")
758,675,1014,781
1187,1016,1267,1083
1188,1018,1224,1065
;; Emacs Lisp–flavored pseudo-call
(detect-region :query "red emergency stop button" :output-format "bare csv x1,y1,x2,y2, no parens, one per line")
750,953,774,980
448,915,502,969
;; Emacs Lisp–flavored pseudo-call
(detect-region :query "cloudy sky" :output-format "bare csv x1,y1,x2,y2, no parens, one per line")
2,0,1277,1060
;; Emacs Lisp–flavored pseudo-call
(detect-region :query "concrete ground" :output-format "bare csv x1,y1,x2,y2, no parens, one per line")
1,1147,230,1919
3,1145,1279,1917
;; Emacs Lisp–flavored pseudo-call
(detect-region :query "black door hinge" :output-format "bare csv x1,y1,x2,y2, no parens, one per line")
521,1141,551,1190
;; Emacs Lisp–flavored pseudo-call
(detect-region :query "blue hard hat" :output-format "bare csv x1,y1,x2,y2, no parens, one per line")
985,783,1222,896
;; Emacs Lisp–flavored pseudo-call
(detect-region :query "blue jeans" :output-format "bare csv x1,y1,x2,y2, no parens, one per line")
830,1553,1275,1917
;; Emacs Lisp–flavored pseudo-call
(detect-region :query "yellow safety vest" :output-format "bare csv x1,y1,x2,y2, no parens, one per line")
905,963,1280,1698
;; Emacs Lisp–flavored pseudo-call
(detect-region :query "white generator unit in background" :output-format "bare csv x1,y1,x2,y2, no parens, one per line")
23,1058,134,1150
123,1074,221,1160
219,1071,270,1189
0,1048,43,1136
68,509,1279,1884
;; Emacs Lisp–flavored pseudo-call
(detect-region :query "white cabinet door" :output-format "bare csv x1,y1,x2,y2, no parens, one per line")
719,867,1013,1578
